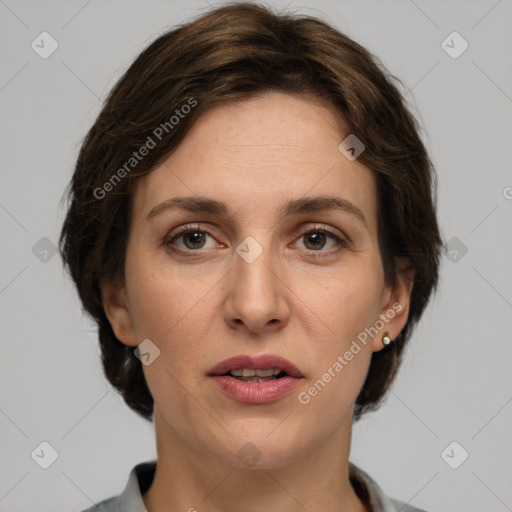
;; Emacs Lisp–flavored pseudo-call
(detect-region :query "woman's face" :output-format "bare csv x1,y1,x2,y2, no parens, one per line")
103,91,412,468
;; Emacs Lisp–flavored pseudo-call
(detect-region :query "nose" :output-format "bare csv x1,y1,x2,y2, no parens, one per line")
223,237,290,335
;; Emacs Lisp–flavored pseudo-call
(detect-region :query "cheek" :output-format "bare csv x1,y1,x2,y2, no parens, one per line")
125,249,221,368
125,244,190,335
296,282,378,432
125,256,217,422
297,265,382,406
126,273,178,341
312,263,383,339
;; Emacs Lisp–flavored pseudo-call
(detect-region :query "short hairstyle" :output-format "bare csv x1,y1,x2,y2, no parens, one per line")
59,2,442,422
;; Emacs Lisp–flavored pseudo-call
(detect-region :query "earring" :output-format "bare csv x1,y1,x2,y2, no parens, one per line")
382,332,392,346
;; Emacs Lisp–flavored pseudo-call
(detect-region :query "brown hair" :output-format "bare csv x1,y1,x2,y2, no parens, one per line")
59,2,442,422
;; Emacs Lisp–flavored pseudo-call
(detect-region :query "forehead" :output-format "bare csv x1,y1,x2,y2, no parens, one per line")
131,91,378,232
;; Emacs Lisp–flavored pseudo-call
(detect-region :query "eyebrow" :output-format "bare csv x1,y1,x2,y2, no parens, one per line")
147,195,367,228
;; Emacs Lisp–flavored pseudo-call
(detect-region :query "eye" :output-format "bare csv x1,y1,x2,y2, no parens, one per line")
293,224,348,257
164,223,349,258
165,224,220,253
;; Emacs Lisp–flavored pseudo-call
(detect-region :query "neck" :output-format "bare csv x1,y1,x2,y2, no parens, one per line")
142,408,368,512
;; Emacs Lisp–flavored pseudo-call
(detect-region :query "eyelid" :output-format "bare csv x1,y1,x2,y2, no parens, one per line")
164,223,220,247
294,222,349,243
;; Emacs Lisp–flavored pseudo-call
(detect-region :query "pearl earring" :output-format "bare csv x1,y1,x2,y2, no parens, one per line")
382,332,393,346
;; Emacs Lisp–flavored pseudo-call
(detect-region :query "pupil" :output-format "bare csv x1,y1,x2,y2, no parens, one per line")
305,232,325,250
184,231,205,249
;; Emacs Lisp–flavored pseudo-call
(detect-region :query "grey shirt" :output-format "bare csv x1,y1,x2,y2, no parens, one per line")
79,460,428,512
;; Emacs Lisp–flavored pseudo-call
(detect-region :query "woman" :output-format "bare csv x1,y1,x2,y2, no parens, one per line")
60,3,442,511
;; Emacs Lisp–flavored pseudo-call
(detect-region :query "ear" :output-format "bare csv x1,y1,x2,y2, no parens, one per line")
372,257,415,352
100,278,138,347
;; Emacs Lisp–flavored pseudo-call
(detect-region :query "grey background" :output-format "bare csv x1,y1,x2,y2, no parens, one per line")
1,0,511,511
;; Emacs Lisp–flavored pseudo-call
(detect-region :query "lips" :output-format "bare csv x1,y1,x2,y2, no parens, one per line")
207,354,304,379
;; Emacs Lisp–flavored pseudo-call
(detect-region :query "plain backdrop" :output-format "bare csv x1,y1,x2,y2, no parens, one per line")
1,1,511,511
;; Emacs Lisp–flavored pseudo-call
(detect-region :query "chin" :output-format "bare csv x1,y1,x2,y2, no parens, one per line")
216,431,307,470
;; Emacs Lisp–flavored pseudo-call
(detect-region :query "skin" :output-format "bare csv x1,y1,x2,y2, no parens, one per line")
102,91,413,512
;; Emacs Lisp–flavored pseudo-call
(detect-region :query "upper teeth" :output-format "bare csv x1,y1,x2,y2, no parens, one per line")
229,368,282,377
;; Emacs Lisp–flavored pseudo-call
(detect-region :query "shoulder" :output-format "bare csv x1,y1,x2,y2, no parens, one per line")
74,459,156,512
78,496,118,512
349,462,431,512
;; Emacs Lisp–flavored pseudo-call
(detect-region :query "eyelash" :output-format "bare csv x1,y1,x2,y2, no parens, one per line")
164,223,350,259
